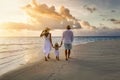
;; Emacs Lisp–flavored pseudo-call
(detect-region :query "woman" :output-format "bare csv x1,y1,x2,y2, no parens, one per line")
40,27,53,61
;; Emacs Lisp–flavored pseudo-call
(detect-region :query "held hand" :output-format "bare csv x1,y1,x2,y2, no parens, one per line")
42,30,45,33
51,43,54,48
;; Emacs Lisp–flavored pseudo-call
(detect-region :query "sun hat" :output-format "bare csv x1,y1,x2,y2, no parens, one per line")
44,27,50,32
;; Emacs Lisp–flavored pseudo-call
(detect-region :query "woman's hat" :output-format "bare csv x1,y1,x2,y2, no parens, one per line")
44,27,50,31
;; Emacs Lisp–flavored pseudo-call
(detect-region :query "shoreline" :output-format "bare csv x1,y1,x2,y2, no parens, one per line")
0,39,120,80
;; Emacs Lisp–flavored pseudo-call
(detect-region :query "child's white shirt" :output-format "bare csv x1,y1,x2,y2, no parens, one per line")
55,49,59,56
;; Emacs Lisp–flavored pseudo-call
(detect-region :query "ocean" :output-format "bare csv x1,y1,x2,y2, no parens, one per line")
0,36,120,75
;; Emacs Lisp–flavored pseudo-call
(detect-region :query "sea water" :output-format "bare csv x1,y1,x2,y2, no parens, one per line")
0,36,120,75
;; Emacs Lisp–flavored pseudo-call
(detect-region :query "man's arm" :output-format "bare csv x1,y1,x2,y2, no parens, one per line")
59,41,63,47
71,31,74,42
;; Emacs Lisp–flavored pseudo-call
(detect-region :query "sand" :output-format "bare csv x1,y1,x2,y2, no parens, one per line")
0,40,120,80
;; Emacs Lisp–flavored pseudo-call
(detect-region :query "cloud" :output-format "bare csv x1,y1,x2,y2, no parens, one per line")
95,29,120,36
79,21,96,30
83,5,96,13
73,28,120,36
111,10,116,13
99,23,110,29
109,18,120,24
0,22,39,31
99,14,108,18
59,6,75,19
22,0,81,30
86,7,96,13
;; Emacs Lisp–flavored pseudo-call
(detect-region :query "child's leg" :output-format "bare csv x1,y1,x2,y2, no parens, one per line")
56,56,59,61
57,56,59,61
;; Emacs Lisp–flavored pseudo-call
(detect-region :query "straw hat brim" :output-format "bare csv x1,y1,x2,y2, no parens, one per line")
44,27,50,31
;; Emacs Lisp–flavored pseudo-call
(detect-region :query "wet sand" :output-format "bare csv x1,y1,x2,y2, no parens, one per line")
0,40,120,80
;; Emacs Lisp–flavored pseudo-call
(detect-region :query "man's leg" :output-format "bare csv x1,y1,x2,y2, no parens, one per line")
65,49,68,60
68,49,71,58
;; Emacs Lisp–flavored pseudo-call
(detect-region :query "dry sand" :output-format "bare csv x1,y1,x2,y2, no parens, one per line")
0,40,120,80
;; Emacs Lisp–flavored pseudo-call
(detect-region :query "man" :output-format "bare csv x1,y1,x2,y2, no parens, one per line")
62,25,74,60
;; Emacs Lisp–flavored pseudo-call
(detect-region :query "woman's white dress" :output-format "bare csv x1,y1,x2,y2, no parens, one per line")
43,34,51,57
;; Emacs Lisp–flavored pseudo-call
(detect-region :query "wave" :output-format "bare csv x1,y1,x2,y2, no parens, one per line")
0,43,41,46
0,52,24,60
0,46,40,54
0,54,25,66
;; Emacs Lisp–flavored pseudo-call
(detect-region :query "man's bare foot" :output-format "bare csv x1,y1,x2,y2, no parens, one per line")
65,58,68,61
57,57,60,61
68,56,71,59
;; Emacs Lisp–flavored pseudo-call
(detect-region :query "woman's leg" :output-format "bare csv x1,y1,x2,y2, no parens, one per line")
45,56,48,61
48,54,50,59
45,53,48,61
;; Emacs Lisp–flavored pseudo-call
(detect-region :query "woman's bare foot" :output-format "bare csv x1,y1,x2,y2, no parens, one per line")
45,57,48,61
48,55,50,59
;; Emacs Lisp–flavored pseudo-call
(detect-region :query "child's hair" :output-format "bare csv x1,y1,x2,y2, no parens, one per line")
55,43,59,47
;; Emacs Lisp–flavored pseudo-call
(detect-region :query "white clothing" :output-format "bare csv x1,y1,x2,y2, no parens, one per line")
43,34,51,57
62,30,74,44
54,50,59,57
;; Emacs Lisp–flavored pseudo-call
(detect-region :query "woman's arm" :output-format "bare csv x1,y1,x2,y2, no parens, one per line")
40,31,45,37
49,33,53,47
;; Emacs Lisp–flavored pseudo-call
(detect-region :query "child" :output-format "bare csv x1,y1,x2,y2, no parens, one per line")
52,41,62,61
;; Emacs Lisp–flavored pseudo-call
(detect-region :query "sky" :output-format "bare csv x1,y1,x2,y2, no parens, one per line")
0,0,120,37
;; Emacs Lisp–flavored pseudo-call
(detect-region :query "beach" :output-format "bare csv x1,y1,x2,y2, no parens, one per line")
0,40,120,80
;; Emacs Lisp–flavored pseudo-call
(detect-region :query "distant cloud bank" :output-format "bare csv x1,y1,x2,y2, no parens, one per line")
22,0,81,30
1,0,119,31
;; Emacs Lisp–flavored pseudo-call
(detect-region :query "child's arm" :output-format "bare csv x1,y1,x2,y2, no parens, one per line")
52,46,55,48
52,44,54,48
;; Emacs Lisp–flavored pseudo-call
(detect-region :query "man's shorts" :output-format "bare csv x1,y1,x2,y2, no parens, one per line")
64,43,72,50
